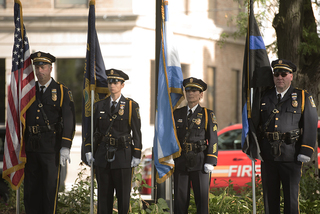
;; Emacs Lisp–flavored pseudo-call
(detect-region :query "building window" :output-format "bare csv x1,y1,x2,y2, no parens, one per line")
56,58,85,124
231,69,241,123
206,66,216,113
0,59,5,123
150,60,189,125
0,0,5,8
55,0,88,8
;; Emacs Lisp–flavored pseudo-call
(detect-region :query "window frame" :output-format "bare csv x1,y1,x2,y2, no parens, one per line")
55,0,88,8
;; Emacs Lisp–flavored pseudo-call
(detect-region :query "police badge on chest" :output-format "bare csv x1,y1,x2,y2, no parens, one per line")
291,92,298,108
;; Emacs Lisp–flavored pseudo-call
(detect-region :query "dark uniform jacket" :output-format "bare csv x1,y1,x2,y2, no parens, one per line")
25,78,75,153
173,105,218,171
85,95,142,169
259,86,318,161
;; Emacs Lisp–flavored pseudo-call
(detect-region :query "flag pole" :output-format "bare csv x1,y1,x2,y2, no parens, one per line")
16,189,20,214
169,176,173,214
90,90,94,214
252,159,256,213
248,1,256,213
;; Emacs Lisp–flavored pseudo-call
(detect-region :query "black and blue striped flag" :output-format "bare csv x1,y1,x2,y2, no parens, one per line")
241,1,274,160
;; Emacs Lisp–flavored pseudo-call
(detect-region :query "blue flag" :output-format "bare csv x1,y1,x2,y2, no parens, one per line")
153,0,184,183
241,1,274,160
81,0,109,165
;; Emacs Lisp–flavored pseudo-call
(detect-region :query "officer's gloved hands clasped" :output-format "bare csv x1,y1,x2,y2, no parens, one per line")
131,157,140,167
297,154,310,163
60,147,71,167
204,163,214,173
85,152,95,166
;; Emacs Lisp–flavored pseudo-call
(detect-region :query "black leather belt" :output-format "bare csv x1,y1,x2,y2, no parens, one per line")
28,124,56,134
103,134,132,149
264,129,300,142
183,140,207,153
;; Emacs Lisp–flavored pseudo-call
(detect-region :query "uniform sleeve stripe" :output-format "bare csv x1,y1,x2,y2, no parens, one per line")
62,137,72,142
301,144,314,151
134,148,141,151
207,154,217,158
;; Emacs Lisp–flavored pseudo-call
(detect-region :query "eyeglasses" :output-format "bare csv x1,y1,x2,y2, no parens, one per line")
273,72,288,77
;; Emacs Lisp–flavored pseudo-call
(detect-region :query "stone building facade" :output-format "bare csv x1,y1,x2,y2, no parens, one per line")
0,0,245,149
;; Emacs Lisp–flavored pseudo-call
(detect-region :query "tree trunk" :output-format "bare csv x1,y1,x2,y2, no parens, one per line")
273,0,320,176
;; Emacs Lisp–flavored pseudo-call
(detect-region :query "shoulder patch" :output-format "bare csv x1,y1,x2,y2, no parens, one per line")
210,112,217,124
68,90,74,102
309,96,316,108
136,107,140,119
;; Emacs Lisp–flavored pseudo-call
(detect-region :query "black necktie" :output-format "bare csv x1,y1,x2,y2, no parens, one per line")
187,109,192,124
111,101,117,113
39,86,45,98
277,94,281,103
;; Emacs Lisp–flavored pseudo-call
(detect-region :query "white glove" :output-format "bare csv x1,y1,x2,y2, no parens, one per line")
297,154,310,163
85,152,95,166
60,147,71,167
204,163,214,173
131,157,141,167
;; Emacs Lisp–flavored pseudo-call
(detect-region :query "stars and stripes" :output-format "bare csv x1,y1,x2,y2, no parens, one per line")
2,0,36,190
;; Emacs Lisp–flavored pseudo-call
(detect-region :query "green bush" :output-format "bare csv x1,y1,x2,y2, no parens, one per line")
1,164,319,214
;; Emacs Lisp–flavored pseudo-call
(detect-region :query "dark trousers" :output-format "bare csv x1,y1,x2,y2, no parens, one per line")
261,160,302,214
96,167,133,214
24,152,60,214
174,169,209,214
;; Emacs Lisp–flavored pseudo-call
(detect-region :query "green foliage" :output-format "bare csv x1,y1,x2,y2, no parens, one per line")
299,27,320,56
1,164,320,213
0,181,25,214
299,166,320,203
218,0,269,48
58,163,97,213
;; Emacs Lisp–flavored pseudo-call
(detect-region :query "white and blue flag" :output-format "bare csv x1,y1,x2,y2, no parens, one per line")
153,0,184,183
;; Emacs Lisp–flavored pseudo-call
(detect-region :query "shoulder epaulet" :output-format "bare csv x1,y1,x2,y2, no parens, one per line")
175,106,185,111
125,97,138,105
57,81,71,90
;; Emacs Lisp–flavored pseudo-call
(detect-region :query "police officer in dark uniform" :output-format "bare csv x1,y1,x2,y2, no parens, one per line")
24,51,75,214
85,68,142,214
173,77,218,214
258,59,318,214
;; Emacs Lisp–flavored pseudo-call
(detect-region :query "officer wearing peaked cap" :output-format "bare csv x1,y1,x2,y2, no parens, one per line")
84,68,142,214
257,59,317,214
173,77,218,214
30,51,56,65
24,51,75,213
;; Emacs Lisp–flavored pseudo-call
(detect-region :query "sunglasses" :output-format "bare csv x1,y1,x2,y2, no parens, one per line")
273,72,288,77
107,79,122,84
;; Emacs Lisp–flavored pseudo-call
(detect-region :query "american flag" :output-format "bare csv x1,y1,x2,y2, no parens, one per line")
2,0,36,190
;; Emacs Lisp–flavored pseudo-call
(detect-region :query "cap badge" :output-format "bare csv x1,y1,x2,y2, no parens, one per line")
111,70,114,75
37,52,41,57
190,78,193,83
52,89,57,101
